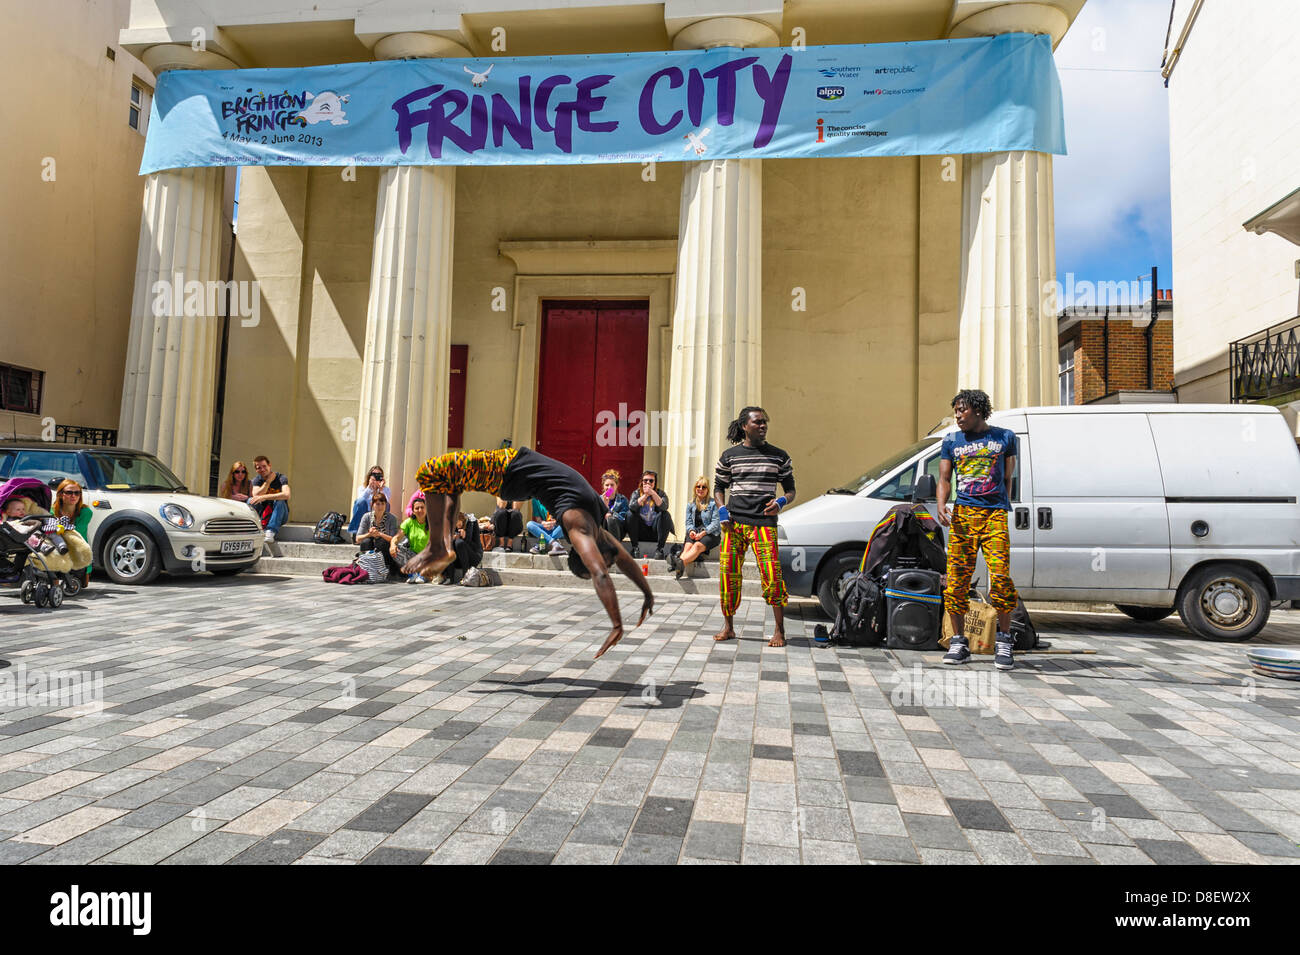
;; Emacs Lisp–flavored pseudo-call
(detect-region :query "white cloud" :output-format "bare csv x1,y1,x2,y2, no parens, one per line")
1053,0,1172,276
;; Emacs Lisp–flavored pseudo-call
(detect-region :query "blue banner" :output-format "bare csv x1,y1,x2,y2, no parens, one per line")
140,34,1064,174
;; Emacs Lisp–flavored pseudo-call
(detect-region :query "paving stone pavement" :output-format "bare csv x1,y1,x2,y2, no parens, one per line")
1,576,1299,865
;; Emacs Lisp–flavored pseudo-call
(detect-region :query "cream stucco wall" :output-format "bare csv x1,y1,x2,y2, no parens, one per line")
1167,0,1300,400
224,154,961,525
0,0,153,441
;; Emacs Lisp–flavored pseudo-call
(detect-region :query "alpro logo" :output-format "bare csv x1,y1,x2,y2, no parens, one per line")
50,886,151,935
817,86,846,101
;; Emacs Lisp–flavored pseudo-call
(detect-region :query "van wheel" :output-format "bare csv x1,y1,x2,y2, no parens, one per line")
1115,604,1174,623
816,552,863,618
101,525,161,585
1178,565,1270,642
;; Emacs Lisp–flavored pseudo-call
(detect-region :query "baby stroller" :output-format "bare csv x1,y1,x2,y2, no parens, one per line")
0,477,80,608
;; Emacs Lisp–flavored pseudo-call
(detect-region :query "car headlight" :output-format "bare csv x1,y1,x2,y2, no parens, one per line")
159,503,194,528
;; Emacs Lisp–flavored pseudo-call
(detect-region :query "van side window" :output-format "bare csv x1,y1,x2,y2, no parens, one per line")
868,463,916,502
923,451,1019,502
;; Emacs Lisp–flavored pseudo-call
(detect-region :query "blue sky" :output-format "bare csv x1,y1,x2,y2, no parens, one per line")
1053,0,1173,305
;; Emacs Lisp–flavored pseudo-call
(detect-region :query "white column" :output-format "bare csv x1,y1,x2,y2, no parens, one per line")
957,151,1057,407
118,45,238,492
662,15,777,517
950,2,1068,409
354,34,468,512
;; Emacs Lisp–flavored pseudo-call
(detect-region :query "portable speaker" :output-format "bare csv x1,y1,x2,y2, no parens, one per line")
884,567,944,650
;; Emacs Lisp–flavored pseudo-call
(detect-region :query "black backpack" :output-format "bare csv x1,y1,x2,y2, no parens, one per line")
815,572,885,647
314,511,346,544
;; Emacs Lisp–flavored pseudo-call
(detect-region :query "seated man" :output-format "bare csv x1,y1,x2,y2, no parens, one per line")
406,447,653,657
249,455,291,543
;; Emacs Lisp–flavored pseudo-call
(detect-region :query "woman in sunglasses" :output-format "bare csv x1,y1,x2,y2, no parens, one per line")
51,478,95,588
348,465,391,539
220,462,253,502
667,476,720,579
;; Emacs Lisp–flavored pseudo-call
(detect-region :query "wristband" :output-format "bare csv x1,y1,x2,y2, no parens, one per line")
717,505,730,523
776,496,788,509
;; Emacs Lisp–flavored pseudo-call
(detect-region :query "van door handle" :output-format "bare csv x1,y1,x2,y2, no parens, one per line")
1014,507,1029,530
1037,507,1053,530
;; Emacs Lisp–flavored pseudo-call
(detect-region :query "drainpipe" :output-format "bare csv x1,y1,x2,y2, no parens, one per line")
1146,266,1158,390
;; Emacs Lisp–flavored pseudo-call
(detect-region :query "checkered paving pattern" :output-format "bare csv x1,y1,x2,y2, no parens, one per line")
1,578,1298,865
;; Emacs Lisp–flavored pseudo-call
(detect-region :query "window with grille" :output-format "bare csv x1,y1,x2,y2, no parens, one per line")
0,364,43,414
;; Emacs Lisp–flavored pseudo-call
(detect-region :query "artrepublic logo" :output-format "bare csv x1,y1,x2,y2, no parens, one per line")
816,86,846,100
875,65,916,74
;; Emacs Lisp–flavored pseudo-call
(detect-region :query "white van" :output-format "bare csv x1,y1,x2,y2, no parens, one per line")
777,404,1300,641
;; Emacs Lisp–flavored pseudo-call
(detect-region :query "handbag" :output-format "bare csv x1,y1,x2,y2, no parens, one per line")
355,549,389,582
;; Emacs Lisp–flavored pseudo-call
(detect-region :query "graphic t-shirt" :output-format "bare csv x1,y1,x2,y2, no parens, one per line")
252,472,288,494
940,427,1018,510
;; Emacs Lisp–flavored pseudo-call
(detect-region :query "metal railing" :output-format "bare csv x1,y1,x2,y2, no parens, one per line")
53,425,118,446
1230,314,1300,402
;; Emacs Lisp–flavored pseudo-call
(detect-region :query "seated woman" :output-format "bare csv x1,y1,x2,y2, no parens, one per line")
219,462,252,503
348,465,391,539
598,470,629,542
668,476,721,579
442,512,484,585
526,498,566,556
355,492,400,577
489,497,524,552
625,470,674,559
51,479,95,586
390,491,434,584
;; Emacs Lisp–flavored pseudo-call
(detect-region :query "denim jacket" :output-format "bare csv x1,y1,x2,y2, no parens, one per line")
602,492,629,522
684,499,720,537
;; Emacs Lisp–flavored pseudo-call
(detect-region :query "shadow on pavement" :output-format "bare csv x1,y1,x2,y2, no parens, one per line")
472,677,706,709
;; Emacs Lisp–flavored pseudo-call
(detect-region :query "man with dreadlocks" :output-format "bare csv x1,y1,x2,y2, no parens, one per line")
936,389,1021,671
404,447,653,658
712,407,796,647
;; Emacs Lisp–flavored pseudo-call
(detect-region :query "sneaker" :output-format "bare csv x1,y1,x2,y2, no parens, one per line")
549,544,566,557
493,546,507,553
264,529,276,543
461,567,482,587
529,544,543,555
942,636,970,665
653,548,666,561
629,547,641,559
407,574,425,584
437,575,454,585
994,633,1015,671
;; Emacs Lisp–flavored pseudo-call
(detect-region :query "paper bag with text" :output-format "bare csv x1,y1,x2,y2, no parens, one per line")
939,592,999,654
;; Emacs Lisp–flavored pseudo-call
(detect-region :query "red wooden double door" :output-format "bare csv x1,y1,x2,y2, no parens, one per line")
536,301,649,497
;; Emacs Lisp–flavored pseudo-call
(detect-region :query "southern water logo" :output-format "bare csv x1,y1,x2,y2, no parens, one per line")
817,86,846,101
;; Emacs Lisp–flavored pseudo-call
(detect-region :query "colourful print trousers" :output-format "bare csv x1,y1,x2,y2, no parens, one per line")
720,522,788,616
415,448,519,496
943,505,1019,615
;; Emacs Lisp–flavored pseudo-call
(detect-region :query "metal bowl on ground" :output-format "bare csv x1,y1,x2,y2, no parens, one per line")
1246,647,1300,681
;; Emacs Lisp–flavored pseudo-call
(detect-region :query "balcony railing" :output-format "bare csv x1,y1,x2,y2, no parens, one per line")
1230,314,1300,402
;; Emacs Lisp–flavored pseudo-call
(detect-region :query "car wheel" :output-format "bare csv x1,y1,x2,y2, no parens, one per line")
101,525,161,585
1115,604,1175,623
1178,564,1270,642
816,551,863,618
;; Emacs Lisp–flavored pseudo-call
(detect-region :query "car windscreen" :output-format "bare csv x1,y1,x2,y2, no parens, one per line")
827,439,940,495
83,452,187,492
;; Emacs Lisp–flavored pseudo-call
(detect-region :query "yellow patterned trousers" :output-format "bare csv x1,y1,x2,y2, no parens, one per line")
720,523,787,616
944,505,1018,615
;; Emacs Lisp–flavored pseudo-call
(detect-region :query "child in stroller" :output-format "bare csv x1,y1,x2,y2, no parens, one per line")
0,478,82,608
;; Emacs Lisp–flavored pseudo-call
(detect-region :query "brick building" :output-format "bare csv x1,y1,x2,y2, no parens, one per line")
1057,291,1173,404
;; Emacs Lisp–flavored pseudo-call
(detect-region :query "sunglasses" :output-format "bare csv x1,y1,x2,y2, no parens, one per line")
369,474,384,480
233,469,247,474
61,489,82,496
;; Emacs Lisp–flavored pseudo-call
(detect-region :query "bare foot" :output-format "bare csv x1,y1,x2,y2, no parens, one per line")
403,551,454,579
713,627,735,642
595,626,624,659
768,629,786,648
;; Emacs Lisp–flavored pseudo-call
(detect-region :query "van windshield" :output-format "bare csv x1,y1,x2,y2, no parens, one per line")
829,439,940,495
